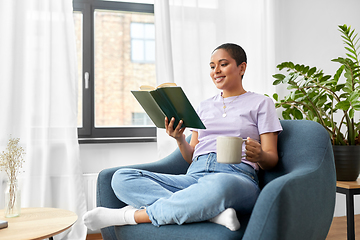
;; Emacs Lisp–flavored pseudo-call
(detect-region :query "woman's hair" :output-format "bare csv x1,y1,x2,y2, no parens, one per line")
212,43,247,66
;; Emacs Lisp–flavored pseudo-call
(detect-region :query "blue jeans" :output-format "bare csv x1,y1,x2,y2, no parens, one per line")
111,152,260,227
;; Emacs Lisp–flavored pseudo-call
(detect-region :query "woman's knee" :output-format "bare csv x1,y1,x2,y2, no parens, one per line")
111,168,140,196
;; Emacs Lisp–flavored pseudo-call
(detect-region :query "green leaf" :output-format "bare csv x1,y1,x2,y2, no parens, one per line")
302,66,309,74
335,101,350,110
283,72,297,84
339,24,348,33
332,57,346,64
316,95,327,107
349,108,355,119
273,93,279,101
349,92,360,103
346,53,358,62
273,80,282,85
273,73,285,80
352,101,360,110
333,65,345,84
282,110,291,120
319,75,332,82
339,93,349,100
308,67,317,76
308,110,314,120
343,87,352,93
277,62,294,71
294,64,302,72
344,71,352,80
336,84,346,92
293,108,303,119
287,85,299,90
345,46,356,55
290,91,296,100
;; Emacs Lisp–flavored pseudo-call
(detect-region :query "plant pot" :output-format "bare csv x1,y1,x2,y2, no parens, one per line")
333,145,360,181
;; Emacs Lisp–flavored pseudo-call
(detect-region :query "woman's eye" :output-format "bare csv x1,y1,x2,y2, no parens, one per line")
221,63,228,67
210,66,215,69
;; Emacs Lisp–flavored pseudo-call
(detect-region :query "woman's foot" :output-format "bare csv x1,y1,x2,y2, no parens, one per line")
83,206,138,231
209,208,240,231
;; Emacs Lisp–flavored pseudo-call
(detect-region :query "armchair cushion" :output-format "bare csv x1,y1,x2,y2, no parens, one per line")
97,120,336,240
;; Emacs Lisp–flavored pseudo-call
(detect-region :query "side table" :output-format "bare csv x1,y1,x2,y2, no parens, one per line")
0,207,77,240
336,178,360,240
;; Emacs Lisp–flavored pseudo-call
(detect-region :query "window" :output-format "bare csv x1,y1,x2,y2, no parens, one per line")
132,112,153,125
130,22,155,63
73,0,156,143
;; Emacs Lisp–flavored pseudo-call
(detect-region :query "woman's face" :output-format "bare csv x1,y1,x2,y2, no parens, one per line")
209,49,245,93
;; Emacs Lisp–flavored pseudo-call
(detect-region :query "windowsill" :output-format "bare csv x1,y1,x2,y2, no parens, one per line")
78,137,157,144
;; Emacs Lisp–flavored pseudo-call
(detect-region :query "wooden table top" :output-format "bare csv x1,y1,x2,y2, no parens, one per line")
337,178,360,189
0,207,77,240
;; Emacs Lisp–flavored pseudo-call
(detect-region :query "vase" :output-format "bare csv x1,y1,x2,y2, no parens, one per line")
333,145,360,181
4,180,21,218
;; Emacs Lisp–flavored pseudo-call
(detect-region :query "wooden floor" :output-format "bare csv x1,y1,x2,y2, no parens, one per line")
86,215,359,240
326,214,360,240
86,233,103,240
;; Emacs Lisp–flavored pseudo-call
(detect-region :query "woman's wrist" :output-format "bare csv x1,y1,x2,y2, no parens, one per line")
176,134,187,146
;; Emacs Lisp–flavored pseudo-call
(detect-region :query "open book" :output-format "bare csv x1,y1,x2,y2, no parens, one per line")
131,83,206,129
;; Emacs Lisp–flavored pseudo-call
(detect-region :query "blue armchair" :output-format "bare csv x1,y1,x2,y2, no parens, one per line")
96,120,336,240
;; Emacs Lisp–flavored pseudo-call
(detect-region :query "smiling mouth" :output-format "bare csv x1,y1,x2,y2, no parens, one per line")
215,76,225,83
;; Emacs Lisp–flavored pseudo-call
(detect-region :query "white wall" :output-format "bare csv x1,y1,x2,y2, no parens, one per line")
273,0,360,217
80,141,158,174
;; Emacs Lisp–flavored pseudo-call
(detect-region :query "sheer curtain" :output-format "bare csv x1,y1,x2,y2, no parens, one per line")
0,1,86,239
155,0,276,158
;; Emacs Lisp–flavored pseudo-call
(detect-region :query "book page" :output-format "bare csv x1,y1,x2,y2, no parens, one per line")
139,85,156,91
139,82,177,91
157,82,177,88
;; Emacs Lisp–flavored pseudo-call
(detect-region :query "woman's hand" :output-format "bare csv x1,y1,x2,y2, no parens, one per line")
245,133,279,170
245,137,262,163
165,117,198,164
165,117,186,141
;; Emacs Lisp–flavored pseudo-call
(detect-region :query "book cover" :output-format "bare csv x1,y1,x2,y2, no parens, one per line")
131,84,205,129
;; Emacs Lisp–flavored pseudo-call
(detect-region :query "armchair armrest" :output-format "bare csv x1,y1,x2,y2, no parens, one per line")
243,120,336,240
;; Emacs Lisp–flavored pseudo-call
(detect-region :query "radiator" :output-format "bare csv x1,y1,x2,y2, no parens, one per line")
83,173,98,211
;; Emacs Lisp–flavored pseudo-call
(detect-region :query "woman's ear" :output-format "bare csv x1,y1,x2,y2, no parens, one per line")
239,62,247,75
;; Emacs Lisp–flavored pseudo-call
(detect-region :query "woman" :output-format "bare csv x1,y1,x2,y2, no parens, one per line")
83,43,282,232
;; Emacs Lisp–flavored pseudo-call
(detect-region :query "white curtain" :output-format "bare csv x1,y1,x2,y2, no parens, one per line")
155,0,276,158
0,1,87,239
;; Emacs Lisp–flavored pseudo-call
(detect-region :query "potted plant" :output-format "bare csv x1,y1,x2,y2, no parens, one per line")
271,24,360,181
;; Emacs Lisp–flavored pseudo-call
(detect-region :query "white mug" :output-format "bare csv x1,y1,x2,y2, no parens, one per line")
216,136,247,164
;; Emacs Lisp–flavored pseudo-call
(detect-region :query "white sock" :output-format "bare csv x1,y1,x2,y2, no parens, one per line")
209,208,240,231
83,206,138,231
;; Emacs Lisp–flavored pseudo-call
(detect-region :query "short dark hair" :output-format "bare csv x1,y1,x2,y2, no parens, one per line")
212,43,247,66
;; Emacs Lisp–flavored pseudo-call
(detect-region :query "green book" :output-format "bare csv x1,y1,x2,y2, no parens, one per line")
131,83,206,129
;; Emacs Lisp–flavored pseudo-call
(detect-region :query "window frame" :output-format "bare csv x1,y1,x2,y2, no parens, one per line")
73,0,156,143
